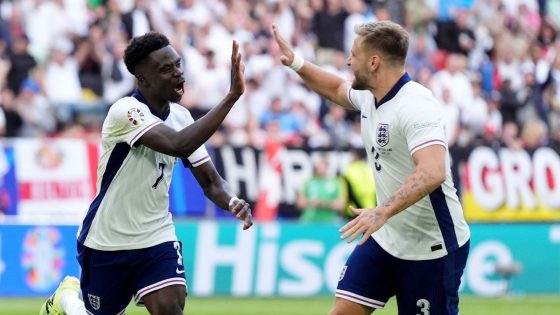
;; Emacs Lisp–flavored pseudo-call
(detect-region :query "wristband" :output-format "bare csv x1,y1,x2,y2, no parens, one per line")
229,196,240,209
288,53,305,72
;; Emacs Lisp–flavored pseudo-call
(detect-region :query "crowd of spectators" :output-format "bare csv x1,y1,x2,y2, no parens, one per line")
0,0,557,152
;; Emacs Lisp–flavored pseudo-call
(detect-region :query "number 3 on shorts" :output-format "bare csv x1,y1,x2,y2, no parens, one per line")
416,298,430,315
173,241,183,266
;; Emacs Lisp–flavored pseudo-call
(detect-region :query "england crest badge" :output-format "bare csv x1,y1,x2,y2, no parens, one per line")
376,123,389,147
88,294,101,310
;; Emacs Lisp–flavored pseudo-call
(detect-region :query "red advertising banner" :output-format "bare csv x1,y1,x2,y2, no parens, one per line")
13,139,98,221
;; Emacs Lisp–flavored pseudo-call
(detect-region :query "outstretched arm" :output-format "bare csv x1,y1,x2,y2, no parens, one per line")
191,160,253,230
271,25,355,110
140,40,245,157
339,144,447,245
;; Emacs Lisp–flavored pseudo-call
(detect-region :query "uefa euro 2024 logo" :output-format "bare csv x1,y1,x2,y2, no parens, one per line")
21,227,64,291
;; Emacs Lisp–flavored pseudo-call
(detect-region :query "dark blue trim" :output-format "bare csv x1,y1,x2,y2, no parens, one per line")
429,186,459,253
131,90,170,120
78,143,131,244
375,72,411,108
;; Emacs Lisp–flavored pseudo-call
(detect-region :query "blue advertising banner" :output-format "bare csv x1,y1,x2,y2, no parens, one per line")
1,223,559,297
465,223,560,295
168,165,208,217
0,225,80,296
177,222,560,297
167,148,237,218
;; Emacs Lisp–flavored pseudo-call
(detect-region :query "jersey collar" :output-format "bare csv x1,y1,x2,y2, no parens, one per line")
375,72,411,109
131,89,170,121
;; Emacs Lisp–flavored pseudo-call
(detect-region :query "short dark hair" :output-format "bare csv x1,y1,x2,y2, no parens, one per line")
124,32,170,75
354,21,409,65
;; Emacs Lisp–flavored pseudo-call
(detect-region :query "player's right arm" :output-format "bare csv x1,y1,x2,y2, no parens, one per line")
271,25,354,110
140,93,239,157
140,41,245,157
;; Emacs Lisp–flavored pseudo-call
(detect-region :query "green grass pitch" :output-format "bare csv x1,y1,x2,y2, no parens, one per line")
0,295,559,314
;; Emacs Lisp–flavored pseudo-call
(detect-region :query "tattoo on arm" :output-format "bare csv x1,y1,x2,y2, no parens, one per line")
361,211,385,220
379,167,439,217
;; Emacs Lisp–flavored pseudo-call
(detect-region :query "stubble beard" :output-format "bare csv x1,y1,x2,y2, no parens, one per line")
351,76,369,90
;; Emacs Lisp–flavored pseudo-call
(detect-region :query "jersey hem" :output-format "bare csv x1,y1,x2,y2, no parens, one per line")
373,235,449,260
83,235,178,251
373,233,471,260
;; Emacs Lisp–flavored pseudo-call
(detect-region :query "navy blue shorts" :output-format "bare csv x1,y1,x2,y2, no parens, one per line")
336,237,469,315
77,241,187,315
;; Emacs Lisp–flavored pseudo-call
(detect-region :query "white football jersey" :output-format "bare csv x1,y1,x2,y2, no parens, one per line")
77,91,210,251
347,73,470,260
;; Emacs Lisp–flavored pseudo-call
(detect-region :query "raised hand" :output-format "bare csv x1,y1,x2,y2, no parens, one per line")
339,206,388,245
229,40,245,98
271,24,295,66
229,197,254,230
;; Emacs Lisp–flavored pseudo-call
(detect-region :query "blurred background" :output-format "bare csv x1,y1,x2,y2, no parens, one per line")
0,0,559,314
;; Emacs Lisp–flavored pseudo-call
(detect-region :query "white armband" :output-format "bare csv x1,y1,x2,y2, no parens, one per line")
288,53,305,72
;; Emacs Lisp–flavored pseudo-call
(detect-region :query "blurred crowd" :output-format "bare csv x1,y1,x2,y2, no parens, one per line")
0,0,557,151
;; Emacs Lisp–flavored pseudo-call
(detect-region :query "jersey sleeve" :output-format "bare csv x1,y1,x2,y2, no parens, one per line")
346,87,372,111
400,94,448,155
177,106,211,168
105,98,162,147
181,146,211,168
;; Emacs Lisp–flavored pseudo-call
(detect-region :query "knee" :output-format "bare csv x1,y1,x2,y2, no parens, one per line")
329,309,351,315
328,306,347,315
328,310,342,315
151,301,184,315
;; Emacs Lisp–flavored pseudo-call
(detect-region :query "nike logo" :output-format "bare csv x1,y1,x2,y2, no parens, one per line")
361,114,367,118
176,268,185,274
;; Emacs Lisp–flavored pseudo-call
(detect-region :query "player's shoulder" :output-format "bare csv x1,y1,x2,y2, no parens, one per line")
169,102,190,115
103,96,158,132
402,81,434,100
168,102,194,120
108,96,151,116
399,81,440,109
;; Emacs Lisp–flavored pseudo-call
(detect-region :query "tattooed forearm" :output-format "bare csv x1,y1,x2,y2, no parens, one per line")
378,166,443,218
360,211,385,220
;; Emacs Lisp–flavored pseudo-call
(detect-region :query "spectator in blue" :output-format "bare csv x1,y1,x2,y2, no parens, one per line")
260,96,302,144
407,34,434,80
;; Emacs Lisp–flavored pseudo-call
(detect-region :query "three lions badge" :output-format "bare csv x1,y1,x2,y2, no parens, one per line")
376,123,389,147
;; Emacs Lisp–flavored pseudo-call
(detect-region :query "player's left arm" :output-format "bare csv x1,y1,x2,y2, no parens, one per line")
190,160,253,230
339,144,446,244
